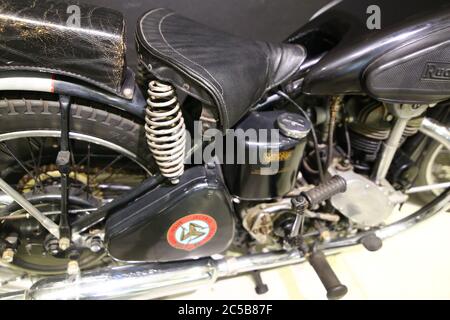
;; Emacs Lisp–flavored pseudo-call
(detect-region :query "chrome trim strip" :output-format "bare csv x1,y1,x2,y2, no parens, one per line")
310,0,342,21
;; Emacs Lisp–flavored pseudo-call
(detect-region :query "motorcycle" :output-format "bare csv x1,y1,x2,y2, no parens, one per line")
0,0,449,300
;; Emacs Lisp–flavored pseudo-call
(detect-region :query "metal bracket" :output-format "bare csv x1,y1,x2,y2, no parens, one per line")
290,197,308,238
58,95,72,249
386,103,428,119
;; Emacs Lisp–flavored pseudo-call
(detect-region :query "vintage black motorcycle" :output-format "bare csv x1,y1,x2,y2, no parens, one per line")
0,0,449,299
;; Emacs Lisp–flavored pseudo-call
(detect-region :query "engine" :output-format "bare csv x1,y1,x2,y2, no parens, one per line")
236,97,428,249
345,96,424,173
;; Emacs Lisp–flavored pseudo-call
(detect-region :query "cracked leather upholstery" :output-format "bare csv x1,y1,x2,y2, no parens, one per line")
136,8,306,129
0,0,126,95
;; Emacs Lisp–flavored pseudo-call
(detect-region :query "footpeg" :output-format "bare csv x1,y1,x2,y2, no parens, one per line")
308,250,348,300
360,233,383,252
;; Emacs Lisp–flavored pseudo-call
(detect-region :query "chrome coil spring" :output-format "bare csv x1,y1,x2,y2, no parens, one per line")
145,80,186,183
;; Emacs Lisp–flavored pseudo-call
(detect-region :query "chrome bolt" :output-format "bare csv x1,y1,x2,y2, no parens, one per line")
59,237,71,251
123,87,134,99
2,248,15,263
67,260,80,276
89,238,103,253
320,230,332,242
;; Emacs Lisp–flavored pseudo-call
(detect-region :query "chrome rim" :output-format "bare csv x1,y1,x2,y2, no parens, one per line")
425,144,450,196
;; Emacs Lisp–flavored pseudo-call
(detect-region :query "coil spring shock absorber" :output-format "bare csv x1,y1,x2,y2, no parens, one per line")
145,80,186,184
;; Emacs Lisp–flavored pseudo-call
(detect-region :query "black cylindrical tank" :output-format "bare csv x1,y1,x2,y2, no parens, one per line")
222,111,310,200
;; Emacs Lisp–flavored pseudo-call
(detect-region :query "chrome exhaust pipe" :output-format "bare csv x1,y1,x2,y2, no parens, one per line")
25,250,305,300
419,117,450,150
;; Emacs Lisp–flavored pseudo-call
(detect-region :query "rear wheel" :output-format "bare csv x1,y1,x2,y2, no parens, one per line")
0,95,153,274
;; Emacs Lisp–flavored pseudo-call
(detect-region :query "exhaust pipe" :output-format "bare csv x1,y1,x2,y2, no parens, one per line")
25,250,305,300
419,117,450,150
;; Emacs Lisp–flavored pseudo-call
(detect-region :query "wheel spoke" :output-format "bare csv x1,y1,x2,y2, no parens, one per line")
79,154,124,193
26,138,45,193
0,141,42,191
86,143,92,199
96,162,131,185
36,137,45,169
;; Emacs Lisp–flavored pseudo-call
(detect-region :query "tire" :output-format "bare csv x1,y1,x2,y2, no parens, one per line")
0,96,150,164
414,140,449,204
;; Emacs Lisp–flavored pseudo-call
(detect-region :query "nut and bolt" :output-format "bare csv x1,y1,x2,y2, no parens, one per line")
59,237,71,251
123,87,134,99
1,248,15,263
89,237,104,253
48,242,60,256
320,230,332,242
232,197,241,204
67,260,80,276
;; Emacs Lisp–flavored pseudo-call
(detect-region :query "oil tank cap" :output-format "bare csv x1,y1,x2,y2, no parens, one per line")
277,113,311,140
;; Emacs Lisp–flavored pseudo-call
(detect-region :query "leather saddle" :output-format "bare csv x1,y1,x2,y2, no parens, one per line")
0,0,126,95
136,8,307,130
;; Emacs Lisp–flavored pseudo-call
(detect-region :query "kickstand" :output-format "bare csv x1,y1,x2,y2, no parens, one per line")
252,270,269,295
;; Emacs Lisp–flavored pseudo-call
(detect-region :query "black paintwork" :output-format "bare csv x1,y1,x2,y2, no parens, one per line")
288,0,450,104
222,111,308,200
105,165,235,263
365,28,450,104
0,0,126,95
53,73,147,118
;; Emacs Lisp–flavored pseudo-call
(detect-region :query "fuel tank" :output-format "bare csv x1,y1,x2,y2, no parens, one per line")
289,0,450,105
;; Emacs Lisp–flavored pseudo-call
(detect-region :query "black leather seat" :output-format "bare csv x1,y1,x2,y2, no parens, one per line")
0,0,126,95
136,8,306,130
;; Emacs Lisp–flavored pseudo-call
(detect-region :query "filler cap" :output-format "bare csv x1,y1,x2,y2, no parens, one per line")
277,113,311,140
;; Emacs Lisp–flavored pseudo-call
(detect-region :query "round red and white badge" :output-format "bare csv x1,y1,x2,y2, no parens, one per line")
167,214,217,251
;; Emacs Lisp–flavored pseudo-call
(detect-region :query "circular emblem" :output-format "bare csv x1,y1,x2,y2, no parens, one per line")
167,214,217,251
